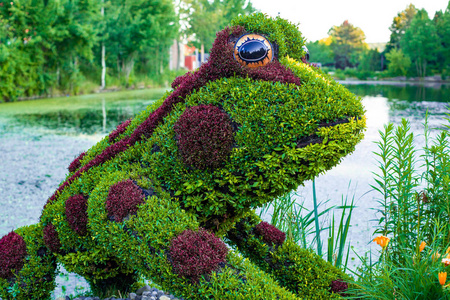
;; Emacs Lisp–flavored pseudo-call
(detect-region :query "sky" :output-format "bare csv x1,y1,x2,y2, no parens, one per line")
250,0,449,43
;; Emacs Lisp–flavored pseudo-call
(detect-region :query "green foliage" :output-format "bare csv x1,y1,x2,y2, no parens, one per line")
306,40,334,66
385,48,411,77
401,9,441,77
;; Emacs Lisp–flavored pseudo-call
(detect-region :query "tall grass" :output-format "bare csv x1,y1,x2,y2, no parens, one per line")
349,114,450,298
259,181,355,270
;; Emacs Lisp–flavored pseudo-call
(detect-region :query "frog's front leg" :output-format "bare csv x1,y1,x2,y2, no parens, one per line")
88,172,302,299
225,210,351,299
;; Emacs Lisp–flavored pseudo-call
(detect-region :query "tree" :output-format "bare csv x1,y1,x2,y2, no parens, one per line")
183,0,254,56
401,9,440,77
434,2,450,74
328,20,367,69
306,39,334,66
386,4,417,51
358,48,382,72
104,0,178,84
385,48,411,77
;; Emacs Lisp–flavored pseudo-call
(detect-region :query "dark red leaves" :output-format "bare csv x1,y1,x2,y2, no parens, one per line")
169,228,228,281
0,231,27,279
109,119,132,142
43,224,61,253
106,179,145,222
65,194,88,235
174,105,234,170
255,222,286,246
68,151,86,173
330,279,348,295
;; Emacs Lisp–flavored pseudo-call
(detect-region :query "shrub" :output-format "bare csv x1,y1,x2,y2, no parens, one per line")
0,231,27,279
65,194,88,235
174,105,234,170
254,221,286,246
169,228,228,281
106,179,145,222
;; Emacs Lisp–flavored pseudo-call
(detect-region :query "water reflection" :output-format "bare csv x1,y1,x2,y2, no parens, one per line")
1,89,167,136
345,83,450,103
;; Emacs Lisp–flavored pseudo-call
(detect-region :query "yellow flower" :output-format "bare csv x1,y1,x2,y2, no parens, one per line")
373,235,390,249
439,272,447,286
446,247,450,254
419,241,426,252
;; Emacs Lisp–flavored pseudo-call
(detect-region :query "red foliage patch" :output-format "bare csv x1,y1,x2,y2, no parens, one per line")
169,228,228,281
45,25,302,207
330,279,348,295
254,221,286,246
43,224,62,253
0,231,27,279
106,179,145,222
68,152,86,173
109,119,132,142
65,194,88,235
174,105,234,170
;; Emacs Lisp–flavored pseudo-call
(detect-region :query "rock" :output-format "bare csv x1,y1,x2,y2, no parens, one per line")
136,284,152,295
129,292,137,300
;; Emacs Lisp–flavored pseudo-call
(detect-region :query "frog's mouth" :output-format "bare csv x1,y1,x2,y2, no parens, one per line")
296,116,361,148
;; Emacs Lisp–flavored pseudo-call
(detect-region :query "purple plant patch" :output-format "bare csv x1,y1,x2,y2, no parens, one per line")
0,231,27,279
254,221,286,246
65,194,88,235
106,179,145,222
169,228,228,281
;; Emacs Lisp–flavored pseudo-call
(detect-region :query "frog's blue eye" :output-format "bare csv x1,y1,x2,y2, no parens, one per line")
234,34,273,68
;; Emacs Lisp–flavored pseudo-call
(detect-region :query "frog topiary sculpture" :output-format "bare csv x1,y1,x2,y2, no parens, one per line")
0,13,366,300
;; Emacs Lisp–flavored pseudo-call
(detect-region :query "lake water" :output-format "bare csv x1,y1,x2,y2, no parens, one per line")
0,83,449,297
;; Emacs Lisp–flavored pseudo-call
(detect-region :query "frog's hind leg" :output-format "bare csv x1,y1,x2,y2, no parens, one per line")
0,223,57,300
87,171,302,299
225,211,351,299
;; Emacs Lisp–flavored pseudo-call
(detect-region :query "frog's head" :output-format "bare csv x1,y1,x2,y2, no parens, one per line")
153,13,365,231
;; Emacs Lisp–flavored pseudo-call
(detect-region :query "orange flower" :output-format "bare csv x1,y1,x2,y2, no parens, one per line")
445,247,450,254
373,235,390,249
439,272,447,286
419,241,426,252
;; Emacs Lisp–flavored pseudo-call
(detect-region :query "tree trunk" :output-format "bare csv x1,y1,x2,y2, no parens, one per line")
101,1,106,89
201,43,205,64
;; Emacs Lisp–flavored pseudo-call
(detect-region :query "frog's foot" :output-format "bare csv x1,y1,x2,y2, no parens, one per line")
0,224,57,300
226,211,351,299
